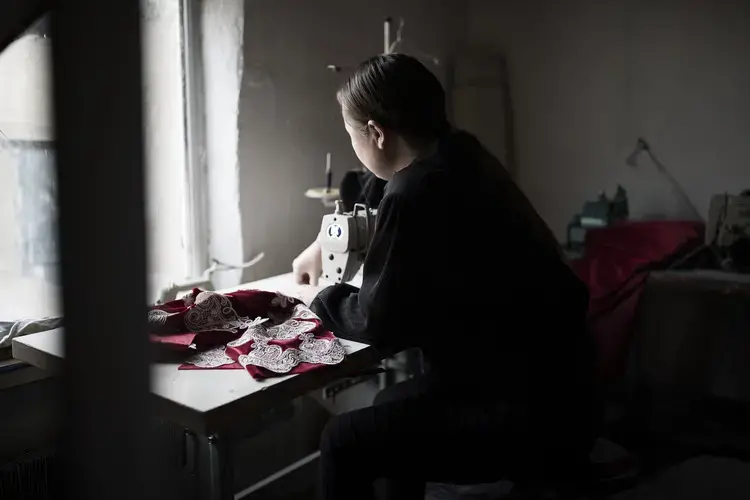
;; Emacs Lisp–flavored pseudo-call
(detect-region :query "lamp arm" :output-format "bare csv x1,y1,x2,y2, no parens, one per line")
646,149,704,222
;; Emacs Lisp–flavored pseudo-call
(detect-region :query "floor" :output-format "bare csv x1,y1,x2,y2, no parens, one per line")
427,454,750,500
610,456,750,500
278,456,750,499
271,401,750,500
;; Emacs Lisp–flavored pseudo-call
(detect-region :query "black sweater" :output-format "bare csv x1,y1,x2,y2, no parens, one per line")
339,169,386,211
312,132,593,403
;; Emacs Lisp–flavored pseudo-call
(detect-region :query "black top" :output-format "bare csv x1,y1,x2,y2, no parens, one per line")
313,131,594,406
339,169,387,212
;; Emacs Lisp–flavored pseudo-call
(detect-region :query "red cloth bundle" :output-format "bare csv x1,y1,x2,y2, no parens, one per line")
569,221,704,381
148,289,346,380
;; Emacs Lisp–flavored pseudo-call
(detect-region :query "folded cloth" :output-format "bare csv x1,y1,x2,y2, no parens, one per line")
148,288,346,380
569,220,704,381
0,317,64,349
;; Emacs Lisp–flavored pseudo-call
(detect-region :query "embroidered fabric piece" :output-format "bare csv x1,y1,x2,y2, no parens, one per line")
148,309,169,325
148,288,347,380
184,291,259,333
292,303,320,321
185,345,236,368
298,333,346,365
226,318,269,347
266,319,316,340
238,338,300,373
237,334,346,374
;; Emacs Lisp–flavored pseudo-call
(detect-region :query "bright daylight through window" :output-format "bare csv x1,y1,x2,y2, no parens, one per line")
0,1,195,349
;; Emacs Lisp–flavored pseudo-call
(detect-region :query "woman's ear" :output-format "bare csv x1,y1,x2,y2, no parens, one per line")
367,120,386,150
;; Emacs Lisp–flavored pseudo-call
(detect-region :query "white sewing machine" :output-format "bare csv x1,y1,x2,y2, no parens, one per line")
319,201,378,284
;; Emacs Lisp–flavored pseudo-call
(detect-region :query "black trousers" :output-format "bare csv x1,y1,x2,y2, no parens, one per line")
319,375,595,500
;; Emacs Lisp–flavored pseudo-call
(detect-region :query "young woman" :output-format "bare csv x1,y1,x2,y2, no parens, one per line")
295,54,597,500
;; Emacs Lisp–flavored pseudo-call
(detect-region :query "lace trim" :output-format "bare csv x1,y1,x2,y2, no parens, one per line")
266,319,316,340
237,333,345,374
148,309,170,325
292,303,319,320
238,339,299,373
181,291,345,373
183,291,259,333
225,318,269,347
184,345,236,368
298,333,346,365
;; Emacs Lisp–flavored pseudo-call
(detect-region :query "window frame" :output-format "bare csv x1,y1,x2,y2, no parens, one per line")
1,1,207,301
180,0,210,278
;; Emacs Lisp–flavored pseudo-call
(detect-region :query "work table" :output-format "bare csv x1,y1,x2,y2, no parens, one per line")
12,272,376,500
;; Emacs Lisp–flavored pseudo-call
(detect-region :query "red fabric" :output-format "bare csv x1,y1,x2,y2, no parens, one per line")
148,289,346,380
569,221,704,381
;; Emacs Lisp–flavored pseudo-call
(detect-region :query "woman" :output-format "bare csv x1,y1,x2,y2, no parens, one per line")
294,54,597,500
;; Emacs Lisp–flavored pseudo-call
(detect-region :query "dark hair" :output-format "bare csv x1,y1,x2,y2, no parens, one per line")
337,53,450,142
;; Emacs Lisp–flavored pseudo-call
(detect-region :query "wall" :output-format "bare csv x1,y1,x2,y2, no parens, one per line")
142,0,190,298
467,0,750,239
237,0,467,281
0,34,51,141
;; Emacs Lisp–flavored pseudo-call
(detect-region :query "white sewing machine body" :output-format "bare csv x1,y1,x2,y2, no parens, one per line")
319,201,378,284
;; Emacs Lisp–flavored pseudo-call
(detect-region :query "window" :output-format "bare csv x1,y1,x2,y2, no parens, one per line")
0,1,203,324
0,18,56,320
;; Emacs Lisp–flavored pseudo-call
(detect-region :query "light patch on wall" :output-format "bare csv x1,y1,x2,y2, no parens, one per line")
0,35,52,141
141,0,190,300
201,0,246,290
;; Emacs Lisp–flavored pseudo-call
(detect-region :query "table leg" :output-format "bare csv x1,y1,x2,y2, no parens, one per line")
197,433,234,500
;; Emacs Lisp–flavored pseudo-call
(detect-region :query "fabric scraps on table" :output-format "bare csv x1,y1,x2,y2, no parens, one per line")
147,289,346,380
0,316,63,349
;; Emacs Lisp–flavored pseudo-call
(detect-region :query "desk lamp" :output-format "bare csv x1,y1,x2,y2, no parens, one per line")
626,138,703,221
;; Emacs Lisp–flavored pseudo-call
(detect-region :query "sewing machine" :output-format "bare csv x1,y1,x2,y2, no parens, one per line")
319,201,378,283
707,191,750,248
566,185,629,256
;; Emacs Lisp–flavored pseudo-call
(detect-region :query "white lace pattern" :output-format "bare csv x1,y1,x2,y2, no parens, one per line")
225,318,269,347
184,345,236,368
180,291,345,374
298,333,346,365
238,338,300,373
237,333,345,374
184,291,259,333
292,303,320,320
148,309,170,325
266,319,316,340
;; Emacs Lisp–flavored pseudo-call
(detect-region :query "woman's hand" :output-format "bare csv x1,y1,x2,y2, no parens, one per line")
292,239,323,285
